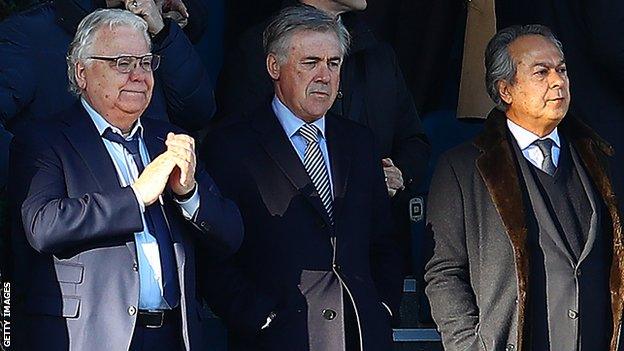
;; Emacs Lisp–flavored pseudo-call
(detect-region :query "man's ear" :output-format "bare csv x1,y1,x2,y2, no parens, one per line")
498,80,513,105
75,61,88,90
266,53,280,81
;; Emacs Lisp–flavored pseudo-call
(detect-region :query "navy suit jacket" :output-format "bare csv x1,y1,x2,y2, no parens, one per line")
8,103,243,351
200,104,404,351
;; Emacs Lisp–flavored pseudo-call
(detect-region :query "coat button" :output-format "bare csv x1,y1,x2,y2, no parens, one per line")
506,344,515,351
568,309,578,319
575,269,581,276
200,221,211,231
128,305,137,316
332,263,341,271
322,309,337,320
132,263,138,271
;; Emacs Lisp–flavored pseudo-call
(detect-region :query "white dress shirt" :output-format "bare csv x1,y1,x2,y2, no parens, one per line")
507,118,561,171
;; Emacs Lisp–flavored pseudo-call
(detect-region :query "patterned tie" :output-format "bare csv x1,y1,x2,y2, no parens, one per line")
102,128,180,308
533,138,556,176
299,124,334,223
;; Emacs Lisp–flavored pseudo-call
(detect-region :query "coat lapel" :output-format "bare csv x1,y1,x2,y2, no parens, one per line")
474,108,624,351
252,105,332,226
473,108,530,351
325,115,351,221
62,103,122,192
562,118,624,351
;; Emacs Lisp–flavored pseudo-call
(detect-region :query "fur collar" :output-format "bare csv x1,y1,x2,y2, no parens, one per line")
473,108,623,351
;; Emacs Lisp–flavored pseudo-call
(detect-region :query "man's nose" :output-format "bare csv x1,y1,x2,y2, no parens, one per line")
315,63,332,83
129,63,151,81
549,69,566,88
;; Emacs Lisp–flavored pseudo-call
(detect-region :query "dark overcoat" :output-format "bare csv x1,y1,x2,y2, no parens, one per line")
214,4,430,270
425,109,624,351
200,104,404,351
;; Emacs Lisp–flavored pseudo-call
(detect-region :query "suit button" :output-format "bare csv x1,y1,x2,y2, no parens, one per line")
332,263,341,271
568,309,578,319
132,263,138,271
128,305,137,316
322,309,337,320
506,344,515,351
575,269,581,276
200,221,211,231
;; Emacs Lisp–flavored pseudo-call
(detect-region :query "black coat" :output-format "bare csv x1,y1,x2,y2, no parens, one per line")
200,104,404,351
215,6,430,271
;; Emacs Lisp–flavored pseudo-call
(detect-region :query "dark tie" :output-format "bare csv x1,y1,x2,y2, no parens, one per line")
102,128,180,308
299,124,334,223
533,138,556,176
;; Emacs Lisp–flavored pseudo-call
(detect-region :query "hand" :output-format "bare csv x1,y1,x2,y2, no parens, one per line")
382,158,404,198
124,0,165,35
165,132,197,196
133,151,178,206
162,0,189,28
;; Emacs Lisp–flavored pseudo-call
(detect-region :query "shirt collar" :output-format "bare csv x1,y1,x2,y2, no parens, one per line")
271,95,326,140
81,98,143,139
506,118,561,150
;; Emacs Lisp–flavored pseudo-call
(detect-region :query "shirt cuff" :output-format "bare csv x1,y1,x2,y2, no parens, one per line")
130,185,146,213
174,185,200,219
381,302,393,317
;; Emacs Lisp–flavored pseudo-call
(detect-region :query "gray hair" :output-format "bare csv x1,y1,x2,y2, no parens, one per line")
485,24,564,110
263,5,351,63
66,9,151,96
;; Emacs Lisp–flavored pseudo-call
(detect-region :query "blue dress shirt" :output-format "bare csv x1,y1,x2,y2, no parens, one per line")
272,96,334,196
82,98,199,310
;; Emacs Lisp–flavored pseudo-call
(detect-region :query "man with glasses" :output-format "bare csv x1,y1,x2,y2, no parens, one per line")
7,9,243,351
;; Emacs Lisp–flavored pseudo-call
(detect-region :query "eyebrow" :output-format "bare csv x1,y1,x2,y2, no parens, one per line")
532,59,566,68
301,56,342,61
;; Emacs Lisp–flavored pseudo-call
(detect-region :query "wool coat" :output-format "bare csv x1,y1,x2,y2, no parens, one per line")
424,108,624,351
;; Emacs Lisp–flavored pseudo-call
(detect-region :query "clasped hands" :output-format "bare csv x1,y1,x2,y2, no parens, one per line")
133,133,196,206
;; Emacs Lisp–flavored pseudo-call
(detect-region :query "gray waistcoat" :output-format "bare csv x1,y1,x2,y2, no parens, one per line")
512,138,612,351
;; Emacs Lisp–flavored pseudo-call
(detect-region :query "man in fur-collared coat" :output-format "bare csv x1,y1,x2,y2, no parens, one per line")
425,24,624,351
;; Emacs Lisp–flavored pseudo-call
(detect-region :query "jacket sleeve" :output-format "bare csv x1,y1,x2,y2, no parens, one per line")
198,132,286,336
0,17,37,186
10,127,143,255
424,154,481,351
152,20,215,132
368,132,405,319
188,160,244,260
386,43,431,189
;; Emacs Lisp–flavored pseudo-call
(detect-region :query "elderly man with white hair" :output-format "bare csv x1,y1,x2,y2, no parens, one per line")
8,9,243,351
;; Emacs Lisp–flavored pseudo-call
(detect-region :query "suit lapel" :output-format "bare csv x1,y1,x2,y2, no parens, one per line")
62,103,122,192
141,120,167,161
253,105,332,226
326,115,351,221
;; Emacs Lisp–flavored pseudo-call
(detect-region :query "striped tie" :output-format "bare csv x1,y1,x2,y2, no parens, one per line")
299,123,334,223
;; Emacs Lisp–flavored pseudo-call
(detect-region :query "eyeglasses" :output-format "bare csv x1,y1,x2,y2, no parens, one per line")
87,54,161,73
